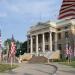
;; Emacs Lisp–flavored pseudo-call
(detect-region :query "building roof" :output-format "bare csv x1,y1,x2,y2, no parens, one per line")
27,18,75,34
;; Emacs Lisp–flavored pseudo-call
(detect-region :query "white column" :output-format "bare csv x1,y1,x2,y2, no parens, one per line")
30,36,33,55
27,38,29,53
55,33,57,51
36,35,38,56
42,33,45,53
49,32,52,51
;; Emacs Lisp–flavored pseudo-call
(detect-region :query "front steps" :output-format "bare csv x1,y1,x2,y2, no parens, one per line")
18,50,60,63
28,56,48,63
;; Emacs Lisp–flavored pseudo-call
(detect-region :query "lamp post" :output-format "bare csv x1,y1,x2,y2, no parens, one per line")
19,50,21,63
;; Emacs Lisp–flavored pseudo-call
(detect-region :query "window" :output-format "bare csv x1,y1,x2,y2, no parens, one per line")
29,40,30,45
65,32,68,38
45,33,49,42
33,38,36,43
52,44,55,51
57,28,61,31
38,35,42,43
52,32,55,41
33,47,36,52
27,35,30,39
45,45,49,51
58,44,62,50
65,26,68,29
58,33,61,39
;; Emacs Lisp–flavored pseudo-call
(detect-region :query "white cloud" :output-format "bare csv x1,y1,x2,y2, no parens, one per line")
9,5,19,12
0,0,60,15
0,13,7,17
0,0,61,19
16,1,55,15
0,0,19,13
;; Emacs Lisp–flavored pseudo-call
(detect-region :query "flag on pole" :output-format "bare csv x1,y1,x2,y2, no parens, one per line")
0,30,2,48
69,46,73,56
0,30,3,62
74,50,75,56
9,35,16,67
10,35,16,57
68,45,73,63
74,44,75,56
65,44,69,56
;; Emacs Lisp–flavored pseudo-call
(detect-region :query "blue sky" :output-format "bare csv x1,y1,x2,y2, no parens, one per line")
0,0,62,43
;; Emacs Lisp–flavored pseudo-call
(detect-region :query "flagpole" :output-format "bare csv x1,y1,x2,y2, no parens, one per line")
74,40,75,57
68,54,70,64
66,38,70,64
70,55,71,63
9,34,16,69
11,56,13,69
0,29,2,63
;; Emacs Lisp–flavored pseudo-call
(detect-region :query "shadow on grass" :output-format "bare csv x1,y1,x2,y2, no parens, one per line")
6,70,17,74
0,64,18,74
23,73,32,75
59,61,75,68
59,69,75,74
32,69,52,75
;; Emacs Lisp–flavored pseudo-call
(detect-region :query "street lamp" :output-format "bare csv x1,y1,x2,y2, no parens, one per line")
19,50,21,63
20,50,21,55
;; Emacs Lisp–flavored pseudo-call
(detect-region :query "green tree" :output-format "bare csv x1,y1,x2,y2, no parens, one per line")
16,41,27,57
3,39,11,54
3,39,22,56
20,41,27,53
3,39,27,57
4,39,11,47
16,41,22,49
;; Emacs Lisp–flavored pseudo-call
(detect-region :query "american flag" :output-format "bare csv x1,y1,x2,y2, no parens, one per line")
0,30,1,48
74,44,75,56
10,35,16,57
68,46,73,56
65,44,69,56
0,30,3,60
74,50,75,56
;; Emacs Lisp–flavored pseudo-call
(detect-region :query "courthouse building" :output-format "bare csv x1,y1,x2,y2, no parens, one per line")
27,0,75,58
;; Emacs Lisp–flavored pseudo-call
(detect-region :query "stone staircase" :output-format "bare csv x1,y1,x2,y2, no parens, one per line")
28,56,48,63
18,50,60,63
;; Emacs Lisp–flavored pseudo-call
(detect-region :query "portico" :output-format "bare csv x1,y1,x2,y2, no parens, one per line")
27,22,57,56
27,19,75,58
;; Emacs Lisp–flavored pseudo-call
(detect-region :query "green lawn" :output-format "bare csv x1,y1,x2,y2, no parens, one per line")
60,61,75,68
0,64,18,72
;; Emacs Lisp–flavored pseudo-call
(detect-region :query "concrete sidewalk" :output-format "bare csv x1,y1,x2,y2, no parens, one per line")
52,63,75,75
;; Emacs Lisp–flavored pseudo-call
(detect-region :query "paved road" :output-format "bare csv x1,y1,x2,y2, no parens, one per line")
52,63,75,75
0,63,56,75
0,62,75,75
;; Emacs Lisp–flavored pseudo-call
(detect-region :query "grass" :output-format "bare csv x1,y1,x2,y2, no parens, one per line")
59,61,75,68
0,64,18,72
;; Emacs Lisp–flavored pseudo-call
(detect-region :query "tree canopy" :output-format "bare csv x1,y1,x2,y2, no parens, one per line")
16,41,27,57
3,39,27,57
